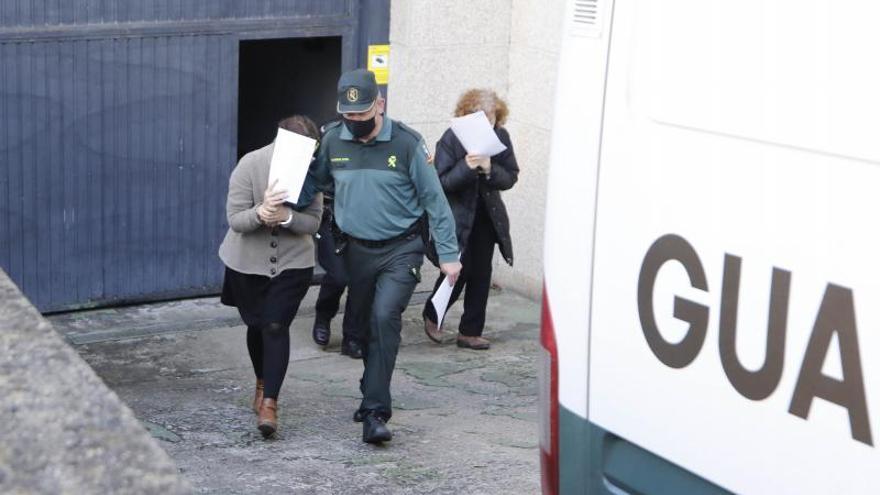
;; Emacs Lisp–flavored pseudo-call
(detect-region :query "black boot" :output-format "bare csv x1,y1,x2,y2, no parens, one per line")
341,339,363,359
362,412,392,444
312,320,330,347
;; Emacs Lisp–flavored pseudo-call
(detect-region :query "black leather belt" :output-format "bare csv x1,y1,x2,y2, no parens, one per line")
348,219,423,249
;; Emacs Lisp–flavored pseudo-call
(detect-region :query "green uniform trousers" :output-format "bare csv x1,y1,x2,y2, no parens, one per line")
344,233,424,421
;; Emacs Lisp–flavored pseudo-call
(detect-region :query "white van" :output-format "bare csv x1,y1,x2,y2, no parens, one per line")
540,1,880,493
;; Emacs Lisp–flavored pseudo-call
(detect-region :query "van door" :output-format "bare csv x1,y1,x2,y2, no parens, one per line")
589,1,880,494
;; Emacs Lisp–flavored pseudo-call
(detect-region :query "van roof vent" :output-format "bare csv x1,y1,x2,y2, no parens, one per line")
571,0,601,38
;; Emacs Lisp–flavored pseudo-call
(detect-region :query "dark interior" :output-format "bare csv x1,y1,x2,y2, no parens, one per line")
237,36,342,159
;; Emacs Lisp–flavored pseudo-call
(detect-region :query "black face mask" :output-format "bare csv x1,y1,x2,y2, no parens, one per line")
343,115,377,138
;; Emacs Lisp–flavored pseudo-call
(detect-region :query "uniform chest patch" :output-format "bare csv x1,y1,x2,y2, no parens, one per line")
331,157,350,165
387,155,398,168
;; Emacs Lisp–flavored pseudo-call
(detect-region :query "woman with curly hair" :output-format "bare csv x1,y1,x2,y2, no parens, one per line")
423,89,519,350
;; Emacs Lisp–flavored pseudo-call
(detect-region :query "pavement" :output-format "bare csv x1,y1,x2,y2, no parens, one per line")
50,270,542,494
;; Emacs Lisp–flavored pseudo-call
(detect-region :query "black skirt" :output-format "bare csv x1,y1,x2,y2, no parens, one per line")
221,266,313,329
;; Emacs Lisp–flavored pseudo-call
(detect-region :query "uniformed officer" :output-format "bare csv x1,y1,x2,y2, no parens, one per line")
296,69,462,444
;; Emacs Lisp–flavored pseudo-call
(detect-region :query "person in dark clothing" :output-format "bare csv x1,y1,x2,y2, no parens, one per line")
219,115,323,437
422,89,519,350
311,192,363,359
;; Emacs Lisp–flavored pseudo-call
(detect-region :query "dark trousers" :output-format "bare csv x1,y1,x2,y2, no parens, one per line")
344,234,424,421
314,211,358,341
424,203,496,336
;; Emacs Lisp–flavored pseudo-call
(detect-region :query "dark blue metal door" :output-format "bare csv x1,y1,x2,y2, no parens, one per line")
0,0,389,313
1,35,237,312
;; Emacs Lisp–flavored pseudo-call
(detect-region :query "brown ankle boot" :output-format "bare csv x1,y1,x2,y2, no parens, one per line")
424,316,445,343
252,379,264,414
456,334,491,350
258,398,278,437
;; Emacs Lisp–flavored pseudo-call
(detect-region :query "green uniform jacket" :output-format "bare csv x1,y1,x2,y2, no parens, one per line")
297,117,459,264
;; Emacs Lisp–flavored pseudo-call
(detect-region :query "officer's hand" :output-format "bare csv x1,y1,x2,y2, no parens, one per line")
440,261,463,286
465,155,490,173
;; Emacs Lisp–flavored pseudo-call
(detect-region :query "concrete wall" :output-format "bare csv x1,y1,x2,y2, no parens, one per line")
388,0,566,300
0,269,190,493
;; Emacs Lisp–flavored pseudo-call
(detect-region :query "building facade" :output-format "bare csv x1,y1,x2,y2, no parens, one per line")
388,0,567,300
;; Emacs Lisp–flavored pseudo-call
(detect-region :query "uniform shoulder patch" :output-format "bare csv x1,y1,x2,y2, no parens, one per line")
393,121,431,165
420,140,432,163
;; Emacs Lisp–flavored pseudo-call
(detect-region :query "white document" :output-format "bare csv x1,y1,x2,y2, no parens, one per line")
449,110,508,156
430,276,456,327
268,127,317,203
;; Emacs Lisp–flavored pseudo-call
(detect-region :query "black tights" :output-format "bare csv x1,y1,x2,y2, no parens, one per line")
227,266,312,401
247,323,290,400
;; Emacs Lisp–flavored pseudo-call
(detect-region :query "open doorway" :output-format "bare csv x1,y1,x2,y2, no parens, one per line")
237,36,342,159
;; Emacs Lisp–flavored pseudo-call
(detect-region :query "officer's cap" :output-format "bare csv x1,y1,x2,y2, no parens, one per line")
337,69,378,114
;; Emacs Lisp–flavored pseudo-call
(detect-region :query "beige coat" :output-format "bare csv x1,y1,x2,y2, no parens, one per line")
218,143,323,277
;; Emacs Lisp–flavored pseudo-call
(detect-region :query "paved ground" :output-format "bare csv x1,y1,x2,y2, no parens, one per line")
51,276,542,494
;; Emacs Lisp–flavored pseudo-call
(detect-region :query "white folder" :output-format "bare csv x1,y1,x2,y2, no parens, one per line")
449,110,507,156
268,127,317,203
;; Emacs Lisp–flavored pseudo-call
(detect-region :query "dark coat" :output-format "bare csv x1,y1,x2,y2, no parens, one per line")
434,126,519,266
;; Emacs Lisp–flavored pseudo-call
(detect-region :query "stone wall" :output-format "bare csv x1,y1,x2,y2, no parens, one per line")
0,269,190,494
388,0,566,299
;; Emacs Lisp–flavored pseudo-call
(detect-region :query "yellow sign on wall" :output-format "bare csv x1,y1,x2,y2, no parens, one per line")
367,44,390,85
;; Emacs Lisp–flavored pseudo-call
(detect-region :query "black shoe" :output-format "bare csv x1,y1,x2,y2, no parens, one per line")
362,413,392,444
353,409,365,423
312,322,330,347
341,339,363,359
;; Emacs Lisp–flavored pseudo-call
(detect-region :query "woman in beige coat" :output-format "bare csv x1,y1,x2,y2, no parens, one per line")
218,115,323,438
